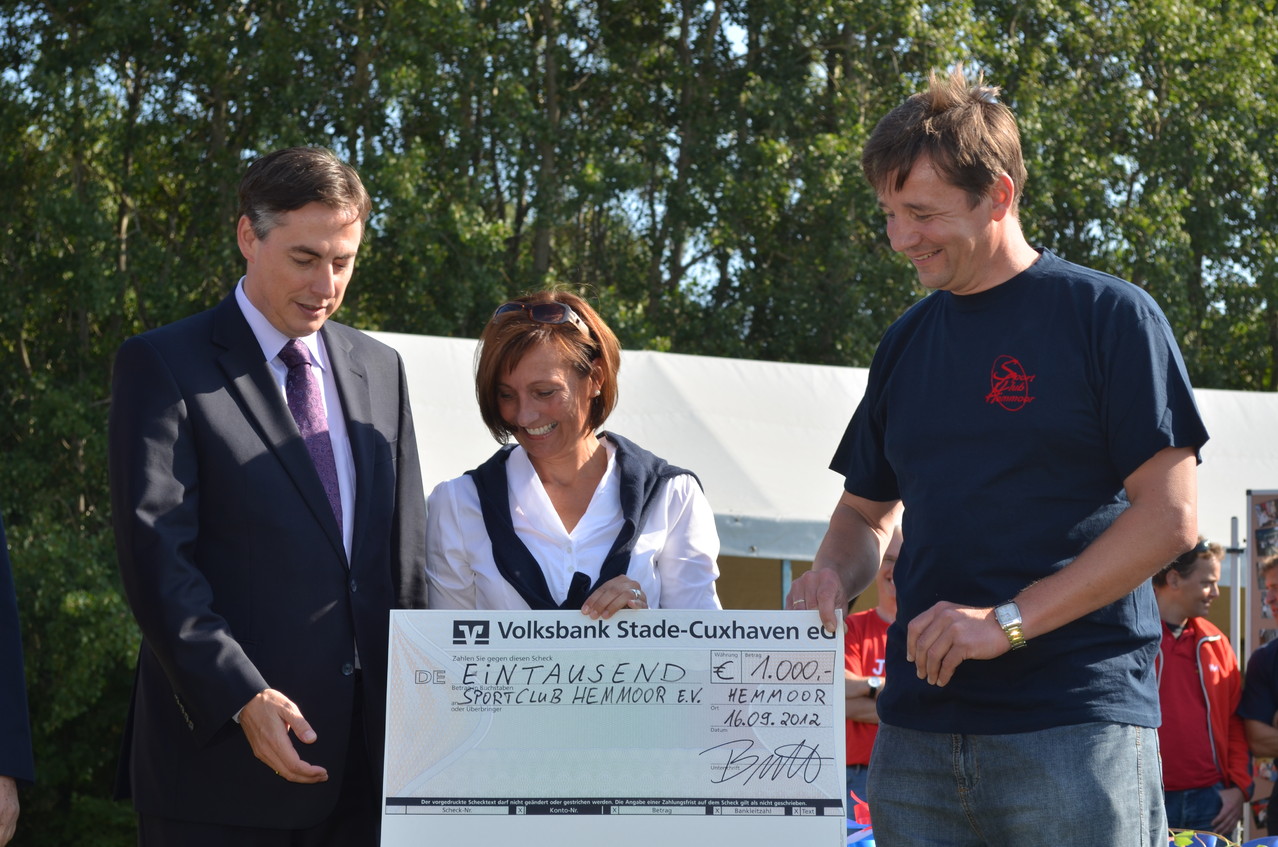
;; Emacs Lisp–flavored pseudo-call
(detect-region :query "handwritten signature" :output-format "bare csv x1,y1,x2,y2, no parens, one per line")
699,738,829,785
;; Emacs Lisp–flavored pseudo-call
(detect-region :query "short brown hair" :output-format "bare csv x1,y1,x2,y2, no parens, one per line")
474,290,622,443
238,147,372,240
861,67,1027,213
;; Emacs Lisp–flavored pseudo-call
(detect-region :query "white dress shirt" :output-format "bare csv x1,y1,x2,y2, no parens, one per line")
425,436,721,610
235,279,355,558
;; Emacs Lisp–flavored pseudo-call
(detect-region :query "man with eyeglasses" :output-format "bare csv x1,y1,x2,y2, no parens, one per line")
1152,539,1250,835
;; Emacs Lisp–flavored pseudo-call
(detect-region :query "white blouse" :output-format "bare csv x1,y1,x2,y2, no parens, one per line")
425,437,721,611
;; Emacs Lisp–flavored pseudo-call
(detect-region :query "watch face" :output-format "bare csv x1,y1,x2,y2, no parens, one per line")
995,603,1021,627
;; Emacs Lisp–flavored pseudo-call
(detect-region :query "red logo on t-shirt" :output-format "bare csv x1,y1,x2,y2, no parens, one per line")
986,355,1036,411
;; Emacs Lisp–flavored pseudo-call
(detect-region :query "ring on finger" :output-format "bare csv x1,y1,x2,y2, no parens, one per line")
631,588,642,599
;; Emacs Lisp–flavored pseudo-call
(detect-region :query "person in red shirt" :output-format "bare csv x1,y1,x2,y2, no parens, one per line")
1153,538,1251,835
844,524,901,809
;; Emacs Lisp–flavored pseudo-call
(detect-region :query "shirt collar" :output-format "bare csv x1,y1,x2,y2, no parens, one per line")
234,277,328,371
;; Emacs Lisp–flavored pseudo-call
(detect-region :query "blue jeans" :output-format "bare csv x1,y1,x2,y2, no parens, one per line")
867,722,1166,846
1163,784,1223,833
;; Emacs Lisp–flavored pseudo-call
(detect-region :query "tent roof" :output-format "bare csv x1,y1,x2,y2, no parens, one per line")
376,331,1271,561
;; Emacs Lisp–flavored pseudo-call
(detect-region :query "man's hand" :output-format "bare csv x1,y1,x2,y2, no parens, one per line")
903,447,1199,689
239,689,328,783
906,602,1009,686
786,567,850,632
1212,785,1245,834
0,775,18,846
787,493,901,631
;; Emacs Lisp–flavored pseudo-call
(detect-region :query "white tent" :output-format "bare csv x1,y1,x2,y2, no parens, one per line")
376,331,1277,566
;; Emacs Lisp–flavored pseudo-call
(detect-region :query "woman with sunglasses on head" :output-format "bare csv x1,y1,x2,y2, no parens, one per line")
425,290,722,617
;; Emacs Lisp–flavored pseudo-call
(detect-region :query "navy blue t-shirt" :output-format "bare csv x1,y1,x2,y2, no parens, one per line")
1239,637,1278,726
831,250,1209,734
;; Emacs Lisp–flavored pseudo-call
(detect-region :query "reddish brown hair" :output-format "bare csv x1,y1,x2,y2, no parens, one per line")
474,290,622,443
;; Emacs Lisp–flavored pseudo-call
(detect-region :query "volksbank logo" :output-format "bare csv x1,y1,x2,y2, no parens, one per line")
452,620,490,645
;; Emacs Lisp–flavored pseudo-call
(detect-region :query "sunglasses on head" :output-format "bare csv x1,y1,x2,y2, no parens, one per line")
1174,539,1212,568
492,301,591,338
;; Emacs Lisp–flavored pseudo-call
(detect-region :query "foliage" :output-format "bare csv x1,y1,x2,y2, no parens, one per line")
1,1,1275,843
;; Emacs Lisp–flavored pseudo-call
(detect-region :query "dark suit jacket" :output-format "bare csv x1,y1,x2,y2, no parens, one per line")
108,293,427,828
0,510,35,784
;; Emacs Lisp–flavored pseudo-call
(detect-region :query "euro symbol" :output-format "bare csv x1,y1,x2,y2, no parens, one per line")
713,661,734,680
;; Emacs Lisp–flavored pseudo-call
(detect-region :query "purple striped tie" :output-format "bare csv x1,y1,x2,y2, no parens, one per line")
279,339,342,533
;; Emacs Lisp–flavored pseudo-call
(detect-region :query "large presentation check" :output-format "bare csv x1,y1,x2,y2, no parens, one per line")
381,609,847,846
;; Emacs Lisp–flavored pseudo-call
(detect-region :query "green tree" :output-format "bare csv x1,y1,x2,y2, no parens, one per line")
975,0,1278,388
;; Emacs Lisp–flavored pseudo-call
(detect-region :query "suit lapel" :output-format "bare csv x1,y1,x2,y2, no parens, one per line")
323,324,374,568
211,295,346,560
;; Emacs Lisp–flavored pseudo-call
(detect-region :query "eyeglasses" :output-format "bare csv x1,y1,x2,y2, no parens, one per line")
1192,539,1211,555
492,301,591,338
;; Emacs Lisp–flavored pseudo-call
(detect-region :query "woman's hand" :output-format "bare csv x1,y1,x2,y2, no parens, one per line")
582,576,647,620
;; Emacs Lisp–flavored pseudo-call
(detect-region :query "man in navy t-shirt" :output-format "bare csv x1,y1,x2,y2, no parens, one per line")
787,68,1208,846
1240,555,1278,835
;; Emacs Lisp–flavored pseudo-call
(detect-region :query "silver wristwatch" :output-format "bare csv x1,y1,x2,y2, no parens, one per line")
994,601,1027,650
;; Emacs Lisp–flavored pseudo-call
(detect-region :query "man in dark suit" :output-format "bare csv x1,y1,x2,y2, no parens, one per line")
0,508,35,847
109,147,428,845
